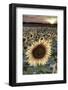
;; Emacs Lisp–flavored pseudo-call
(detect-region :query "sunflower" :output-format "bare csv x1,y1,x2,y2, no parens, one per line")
25,38,52,66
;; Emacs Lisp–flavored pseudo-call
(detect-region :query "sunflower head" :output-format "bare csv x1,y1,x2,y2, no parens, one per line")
26,38,52,66
32,44,46,59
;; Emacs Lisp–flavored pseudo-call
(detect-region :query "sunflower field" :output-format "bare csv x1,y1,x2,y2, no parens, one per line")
23,26,57,75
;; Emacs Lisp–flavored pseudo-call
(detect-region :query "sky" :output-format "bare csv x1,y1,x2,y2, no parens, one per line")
23,15,57,24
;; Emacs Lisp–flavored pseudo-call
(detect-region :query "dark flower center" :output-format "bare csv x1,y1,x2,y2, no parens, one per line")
32,44,46,59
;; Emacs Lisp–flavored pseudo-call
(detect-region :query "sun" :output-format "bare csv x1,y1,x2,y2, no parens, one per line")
25,38,52,66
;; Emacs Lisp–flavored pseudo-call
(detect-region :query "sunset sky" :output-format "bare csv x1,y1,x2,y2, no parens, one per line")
23,15,57,24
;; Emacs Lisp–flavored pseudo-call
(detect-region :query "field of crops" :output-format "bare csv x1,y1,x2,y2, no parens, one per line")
23,26,57,75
